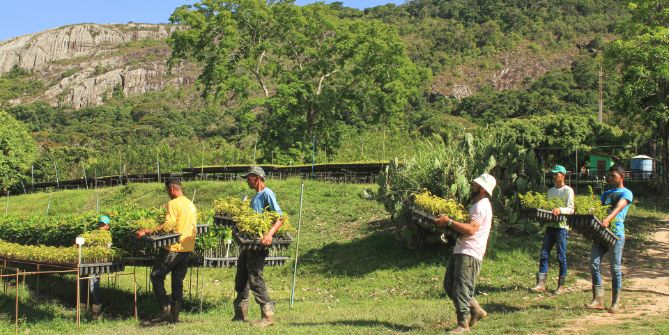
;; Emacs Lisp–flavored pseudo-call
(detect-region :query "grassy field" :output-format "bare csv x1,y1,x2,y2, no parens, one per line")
0,179,665,334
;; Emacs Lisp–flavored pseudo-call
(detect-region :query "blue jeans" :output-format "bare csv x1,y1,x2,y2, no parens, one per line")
591,236,625,291
538,227,568,277
79,276,101,305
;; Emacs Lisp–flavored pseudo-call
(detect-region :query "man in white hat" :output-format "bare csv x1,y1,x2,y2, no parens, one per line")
435,173,496,333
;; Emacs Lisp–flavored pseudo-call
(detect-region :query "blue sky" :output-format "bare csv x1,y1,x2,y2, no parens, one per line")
0,0,404,42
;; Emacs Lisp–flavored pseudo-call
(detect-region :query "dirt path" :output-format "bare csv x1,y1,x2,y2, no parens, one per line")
557,219,669,333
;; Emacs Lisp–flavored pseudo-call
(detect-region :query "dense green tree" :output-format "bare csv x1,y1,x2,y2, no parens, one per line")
606,0,669,192
0,110,37,191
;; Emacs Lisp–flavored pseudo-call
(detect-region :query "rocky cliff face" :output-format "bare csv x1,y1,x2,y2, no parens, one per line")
0,23,197,109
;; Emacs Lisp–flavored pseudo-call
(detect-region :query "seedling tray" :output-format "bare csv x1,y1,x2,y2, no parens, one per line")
79,261,125,276
138,233,181,249
213,214,236,228
233,231,293,251
520,208,566,223
203,257,238,268
410,206,460,239
203,256,290,267
566,215,618,246
197,224,209,235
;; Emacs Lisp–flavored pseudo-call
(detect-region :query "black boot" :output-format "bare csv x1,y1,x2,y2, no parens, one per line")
170,301,181,323
232,298,249,322
150,304,172,324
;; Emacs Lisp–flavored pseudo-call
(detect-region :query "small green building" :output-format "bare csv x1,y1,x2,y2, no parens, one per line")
589,153,615,177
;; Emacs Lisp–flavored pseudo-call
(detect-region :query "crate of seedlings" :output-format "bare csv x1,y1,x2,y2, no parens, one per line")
79,261,125,276
566,215,618,246
139,233,182,249
233,211,294,251
203,257,238,268
134,218,181,250
213,197,252,228
518,192,566,223
213,215,236,228
196,224,209,235
410,191,467,240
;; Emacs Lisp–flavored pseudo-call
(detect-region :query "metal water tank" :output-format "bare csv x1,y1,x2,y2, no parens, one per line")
631,155,653,179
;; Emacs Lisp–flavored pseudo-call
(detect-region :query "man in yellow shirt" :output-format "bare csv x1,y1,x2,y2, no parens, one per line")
136,177,196,324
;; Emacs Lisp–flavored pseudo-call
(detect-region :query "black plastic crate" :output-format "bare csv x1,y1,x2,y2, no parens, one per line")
79,261,125,276
121,256,154,267
520,208,566,223
265,256,290,266
203,257,238,268
566,215,619,246
233,231,293,251
410,206,460,239
138,233,181,249
213,214,236,228
203,256,290,267
197,224,209,235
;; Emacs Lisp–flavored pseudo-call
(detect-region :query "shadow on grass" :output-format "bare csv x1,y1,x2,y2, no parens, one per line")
299,220,451,277
0,293,58,325
13,271,217,321
289,319,417,332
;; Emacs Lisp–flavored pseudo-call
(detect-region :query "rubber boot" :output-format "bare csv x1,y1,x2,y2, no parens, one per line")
530,272,547,293
150,304,172,324
554,276,567,295
608,289,622,314
469,298,487,328
448,312,471,333
170,301,181,323
232,299,249,322
91,304,102,320
255,303,274,327
585,285,606,310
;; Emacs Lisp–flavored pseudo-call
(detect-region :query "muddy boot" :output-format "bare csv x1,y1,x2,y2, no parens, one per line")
150,304,172,324
469,298,487,328
608,289,622,314
170,301,181,323
255,303,274,327
91,304,102,320
530,272,547,293
554,276,567,295
448,312,471,333
232,299,249,322
585,285,606,310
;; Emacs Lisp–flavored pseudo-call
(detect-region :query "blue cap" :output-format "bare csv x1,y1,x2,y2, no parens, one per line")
98,215,110,225
550,165,567,174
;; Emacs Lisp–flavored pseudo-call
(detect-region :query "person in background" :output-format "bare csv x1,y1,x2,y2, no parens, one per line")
79,215,111,319
530,165,575,294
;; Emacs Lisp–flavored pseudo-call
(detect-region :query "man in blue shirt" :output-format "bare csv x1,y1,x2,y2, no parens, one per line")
232,166,284,327
585,165,633,314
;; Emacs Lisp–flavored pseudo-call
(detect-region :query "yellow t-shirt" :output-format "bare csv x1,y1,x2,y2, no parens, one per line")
164,196,197,252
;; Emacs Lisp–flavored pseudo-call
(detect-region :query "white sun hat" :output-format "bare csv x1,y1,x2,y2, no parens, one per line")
473,173,496,196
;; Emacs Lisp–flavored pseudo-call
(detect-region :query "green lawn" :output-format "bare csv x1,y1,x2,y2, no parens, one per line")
0,180,665,334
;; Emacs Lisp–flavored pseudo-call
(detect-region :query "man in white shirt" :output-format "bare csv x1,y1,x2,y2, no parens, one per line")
435,173,496,333
530,165,575,294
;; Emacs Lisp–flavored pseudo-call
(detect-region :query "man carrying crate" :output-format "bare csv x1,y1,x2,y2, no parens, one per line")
530,165,575,294
136,177,197,324
435,173,496,333
586,165,633,313
232,166,283,327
